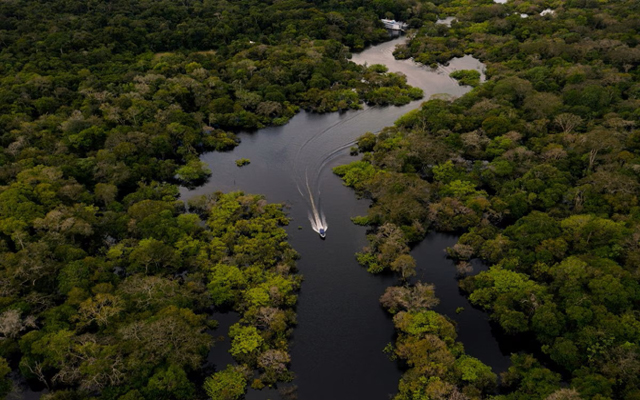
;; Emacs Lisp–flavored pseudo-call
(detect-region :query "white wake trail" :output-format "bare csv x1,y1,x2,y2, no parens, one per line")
305,171,328,235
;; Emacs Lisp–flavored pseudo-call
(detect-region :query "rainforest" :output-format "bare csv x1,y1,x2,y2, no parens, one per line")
0,0,639,399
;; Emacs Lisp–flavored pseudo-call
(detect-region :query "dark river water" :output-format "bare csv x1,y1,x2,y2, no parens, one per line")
178,37,512,400
12,37,503,400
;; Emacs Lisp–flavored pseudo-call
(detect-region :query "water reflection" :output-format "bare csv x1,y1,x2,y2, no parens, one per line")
411,234,512,373
182,36,504,400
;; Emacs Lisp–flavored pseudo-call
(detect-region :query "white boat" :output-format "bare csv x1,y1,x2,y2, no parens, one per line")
381,19,408,31
318,228,326,238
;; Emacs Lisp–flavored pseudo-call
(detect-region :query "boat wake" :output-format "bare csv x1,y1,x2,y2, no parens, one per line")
292,108,374,238
305,173,328,238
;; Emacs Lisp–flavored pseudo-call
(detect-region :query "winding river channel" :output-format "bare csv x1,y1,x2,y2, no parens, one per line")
179,36,512,400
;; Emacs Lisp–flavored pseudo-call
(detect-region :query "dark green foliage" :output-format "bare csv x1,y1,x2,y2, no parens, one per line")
235,158,251,167
450,70,482,87
203,365,248,400
0,0,432,396
2,186,296,399
3,0,640,398
335,0,640,398
0,358,11,398
202,192,300,387
380,283,497,400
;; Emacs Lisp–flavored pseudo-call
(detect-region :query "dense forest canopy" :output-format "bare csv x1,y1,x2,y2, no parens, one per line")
336,0,640,399
2,0,640,399
0,0,430,398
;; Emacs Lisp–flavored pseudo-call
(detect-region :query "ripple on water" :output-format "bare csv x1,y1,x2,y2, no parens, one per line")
179,36,504,400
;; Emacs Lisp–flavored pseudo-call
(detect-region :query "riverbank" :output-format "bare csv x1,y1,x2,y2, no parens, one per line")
179,34,514,399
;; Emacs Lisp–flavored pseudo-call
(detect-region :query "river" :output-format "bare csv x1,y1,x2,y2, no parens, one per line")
178,36,514,400
11,35,505,400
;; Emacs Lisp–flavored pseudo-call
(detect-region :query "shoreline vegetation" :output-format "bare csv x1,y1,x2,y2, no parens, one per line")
0,0,430,397
335,0,640,399
0,0,638,399
0,0,430,400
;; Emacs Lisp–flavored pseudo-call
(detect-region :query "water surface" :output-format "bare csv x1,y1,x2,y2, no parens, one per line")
12,36,501,400
181,37,504,400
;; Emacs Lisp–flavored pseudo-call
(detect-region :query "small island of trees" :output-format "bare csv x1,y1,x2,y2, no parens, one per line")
235,158,251,167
